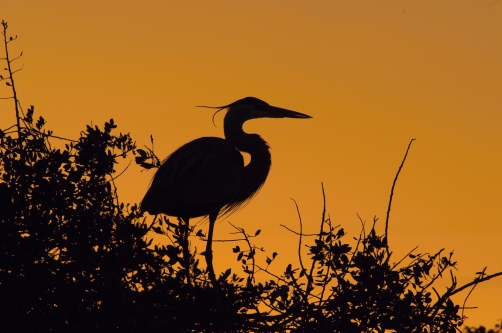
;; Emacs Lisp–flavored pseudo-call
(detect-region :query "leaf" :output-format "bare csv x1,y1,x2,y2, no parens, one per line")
254,229,261,236
167,220,178,229
36,116,45,130
136,149,147,158
340,244,351,253
221,268,231,280
152,226,164,235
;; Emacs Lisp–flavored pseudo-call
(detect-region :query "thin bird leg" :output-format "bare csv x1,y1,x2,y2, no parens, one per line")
205,212,218,288
206,211,227,320
180,216,191,286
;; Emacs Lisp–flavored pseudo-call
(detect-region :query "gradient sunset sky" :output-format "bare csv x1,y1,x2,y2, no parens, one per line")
2,1,502,327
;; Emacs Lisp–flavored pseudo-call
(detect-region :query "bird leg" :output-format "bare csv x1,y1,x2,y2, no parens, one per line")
206,211,228,321
180,216,191,286
205,212,218,288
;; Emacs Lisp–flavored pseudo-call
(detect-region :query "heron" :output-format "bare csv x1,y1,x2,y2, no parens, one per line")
140,96,312,287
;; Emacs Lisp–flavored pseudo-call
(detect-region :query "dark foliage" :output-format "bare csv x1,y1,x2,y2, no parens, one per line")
1,20,501,333
464,320,502,333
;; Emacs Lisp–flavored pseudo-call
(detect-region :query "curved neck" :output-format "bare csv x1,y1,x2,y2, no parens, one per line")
224,109,248,148
223,109,272,208
224,112,269,156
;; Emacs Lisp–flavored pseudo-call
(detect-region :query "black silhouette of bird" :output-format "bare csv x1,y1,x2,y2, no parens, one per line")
141,97,312,285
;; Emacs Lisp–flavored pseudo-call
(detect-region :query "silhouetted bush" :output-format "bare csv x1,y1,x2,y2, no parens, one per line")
464,320,502,333
1,20,500,333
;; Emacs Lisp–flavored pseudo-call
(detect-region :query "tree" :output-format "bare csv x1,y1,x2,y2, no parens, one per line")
1,20,501,333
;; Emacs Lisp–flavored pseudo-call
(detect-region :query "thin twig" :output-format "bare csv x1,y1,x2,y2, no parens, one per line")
450,270,502,297
290,198,306,277
255,264,288,284
279,224,318,237
111,159,132,181
1,124,17,132
212,237,248,243
10,53,23,63
391,246,419,270
461,267,486,319
39,132,77,142
385,138,415,252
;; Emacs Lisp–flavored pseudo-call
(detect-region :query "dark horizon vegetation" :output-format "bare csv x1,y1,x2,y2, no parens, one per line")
1,20,501,333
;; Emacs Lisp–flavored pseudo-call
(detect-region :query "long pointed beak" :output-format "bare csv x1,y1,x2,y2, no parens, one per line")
267,105,312,119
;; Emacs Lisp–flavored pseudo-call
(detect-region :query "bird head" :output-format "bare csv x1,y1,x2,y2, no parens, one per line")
198,97,312,123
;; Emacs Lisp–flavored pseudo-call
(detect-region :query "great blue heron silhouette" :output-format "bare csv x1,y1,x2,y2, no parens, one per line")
140,96,312,286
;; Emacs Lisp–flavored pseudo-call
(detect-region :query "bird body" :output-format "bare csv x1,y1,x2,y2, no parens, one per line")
140,97,311,287
140,135,270,219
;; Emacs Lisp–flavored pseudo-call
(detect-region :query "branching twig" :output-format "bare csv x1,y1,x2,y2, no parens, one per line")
304,183,328,300
229,222,257,283
461,267,486,319
451,270,502,297
1,21,22,143
391,246,419,270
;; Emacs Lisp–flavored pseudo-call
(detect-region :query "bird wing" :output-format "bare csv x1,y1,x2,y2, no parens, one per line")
141,137,244,216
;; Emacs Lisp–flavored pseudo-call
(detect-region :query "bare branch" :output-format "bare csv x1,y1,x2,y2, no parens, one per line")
451,270,502,297
1,124,17,132
212,237,247,243
6,35,18,43
291,198,306,277
279,224,318,237
385,138,415,252
1,21,22,143
11,64,24,74
391,246,419,270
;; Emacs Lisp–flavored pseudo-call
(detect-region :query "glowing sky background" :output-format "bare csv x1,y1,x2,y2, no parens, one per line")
2,1,501,326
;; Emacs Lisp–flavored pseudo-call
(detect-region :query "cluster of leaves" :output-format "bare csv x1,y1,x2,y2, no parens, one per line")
464,320,502,333
1,20,501,333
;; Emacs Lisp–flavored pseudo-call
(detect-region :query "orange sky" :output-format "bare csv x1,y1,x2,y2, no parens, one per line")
2,1,502,327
